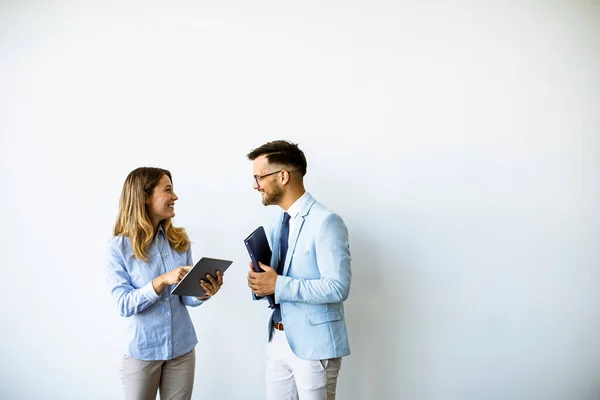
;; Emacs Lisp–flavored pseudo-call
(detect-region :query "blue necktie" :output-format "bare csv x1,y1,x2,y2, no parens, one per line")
278,212,291,273
273,212,290,324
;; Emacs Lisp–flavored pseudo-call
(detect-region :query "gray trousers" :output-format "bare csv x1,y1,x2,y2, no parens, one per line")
119,349,195,400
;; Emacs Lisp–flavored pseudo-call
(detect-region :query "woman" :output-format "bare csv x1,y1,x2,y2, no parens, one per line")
107,167,223,400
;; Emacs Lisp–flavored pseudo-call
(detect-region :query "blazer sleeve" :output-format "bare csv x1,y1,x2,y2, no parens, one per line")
275,213,351,304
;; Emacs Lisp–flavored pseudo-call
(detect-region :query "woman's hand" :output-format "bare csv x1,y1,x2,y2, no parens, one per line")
152,266,191,295
197,270,224,301
163,266,191,285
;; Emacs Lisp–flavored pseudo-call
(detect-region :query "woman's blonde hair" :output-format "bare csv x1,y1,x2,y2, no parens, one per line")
113,167,190,262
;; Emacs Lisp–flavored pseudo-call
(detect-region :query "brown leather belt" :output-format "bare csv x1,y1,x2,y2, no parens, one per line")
274,322,284,331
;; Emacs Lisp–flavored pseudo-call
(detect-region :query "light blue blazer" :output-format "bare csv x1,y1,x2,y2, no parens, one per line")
259,193,352,360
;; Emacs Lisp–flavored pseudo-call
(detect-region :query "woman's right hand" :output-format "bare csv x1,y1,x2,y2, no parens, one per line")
162,266,191,285
153,266,191,295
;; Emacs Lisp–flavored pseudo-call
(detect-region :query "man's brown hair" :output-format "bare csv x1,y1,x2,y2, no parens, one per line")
247,140,307,177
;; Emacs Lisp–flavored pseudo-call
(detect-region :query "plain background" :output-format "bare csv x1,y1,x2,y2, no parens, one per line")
1,1,599,399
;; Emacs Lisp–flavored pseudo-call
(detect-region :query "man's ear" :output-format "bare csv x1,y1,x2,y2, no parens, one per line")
281,170,291,185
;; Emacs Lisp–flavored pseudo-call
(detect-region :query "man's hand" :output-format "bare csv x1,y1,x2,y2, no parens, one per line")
247,261,278,296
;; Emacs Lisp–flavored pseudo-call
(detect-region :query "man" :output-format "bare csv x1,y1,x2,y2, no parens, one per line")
246,140,351,400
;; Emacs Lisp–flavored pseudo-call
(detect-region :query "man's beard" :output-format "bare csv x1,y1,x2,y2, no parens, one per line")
262,185,284,206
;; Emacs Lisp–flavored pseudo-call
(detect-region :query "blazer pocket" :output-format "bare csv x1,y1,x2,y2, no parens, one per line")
307,310,342,325
293,250,311,259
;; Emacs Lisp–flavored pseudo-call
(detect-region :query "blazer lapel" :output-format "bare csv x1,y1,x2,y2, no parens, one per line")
270,221,281,269
282,194,316,276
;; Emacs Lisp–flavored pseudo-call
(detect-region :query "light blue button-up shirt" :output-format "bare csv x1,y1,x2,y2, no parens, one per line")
106,226,203,361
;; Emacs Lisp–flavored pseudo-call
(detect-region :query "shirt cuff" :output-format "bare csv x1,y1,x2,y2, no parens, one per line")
275,275,289,303
140,281,160,303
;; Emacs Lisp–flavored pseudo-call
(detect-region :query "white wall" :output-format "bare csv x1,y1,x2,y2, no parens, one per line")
1,1,599,399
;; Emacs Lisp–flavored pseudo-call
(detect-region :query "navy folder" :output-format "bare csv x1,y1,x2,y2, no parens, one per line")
244,226,276,308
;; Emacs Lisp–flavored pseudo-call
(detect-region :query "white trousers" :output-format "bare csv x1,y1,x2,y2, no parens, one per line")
265,329,342,400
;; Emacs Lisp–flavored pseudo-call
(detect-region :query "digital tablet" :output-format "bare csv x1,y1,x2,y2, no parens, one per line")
171,257,233,297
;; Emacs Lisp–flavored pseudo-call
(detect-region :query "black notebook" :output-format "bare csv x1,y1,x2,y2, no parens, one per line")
244,226,276,308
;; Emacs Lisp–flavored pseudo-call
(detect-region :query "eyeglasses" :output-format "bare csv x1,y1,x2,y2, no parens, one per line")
253,170,282,187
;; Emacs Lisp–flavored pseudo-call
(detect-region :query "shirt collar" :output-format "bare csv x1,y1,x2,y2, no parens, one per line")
156,223,166,238
284,191,310,220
